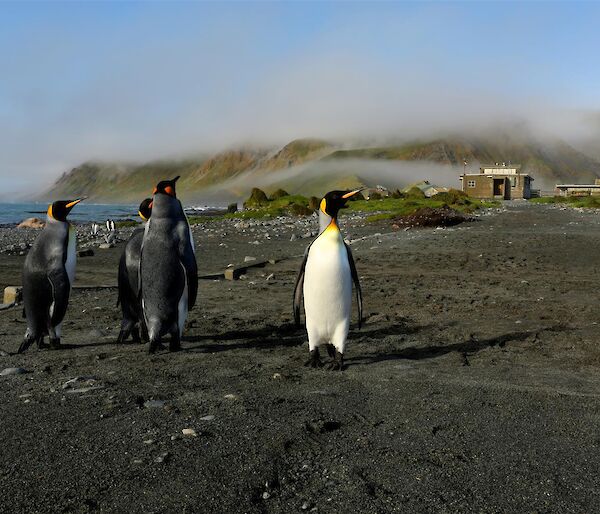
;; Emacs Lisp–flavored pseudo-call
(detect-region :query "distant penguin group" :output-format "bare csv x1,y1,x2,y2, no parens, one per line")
18,181,363,370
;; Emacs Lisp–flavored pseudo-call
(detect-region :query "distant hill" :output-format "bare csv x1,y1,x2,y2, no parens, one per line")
39,133,600,203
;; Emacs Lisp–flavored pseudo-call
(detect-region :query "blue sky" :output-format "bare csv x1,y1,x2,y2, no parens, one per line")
1,1,599,193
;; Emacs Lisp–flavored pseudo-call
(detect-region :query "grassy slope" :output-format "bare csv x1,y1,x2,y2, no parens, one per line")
530,195,600,208
39,134,600,202
189,191,496,224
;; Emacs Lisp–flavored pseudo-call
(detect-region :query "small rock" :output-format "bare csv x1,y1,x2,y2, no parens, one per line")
244,256,256,262
266,274,274,281
154,452,170,463
3,286,22,305
272,373,282,379
98,243,114,249
199,415,215,421
182,428,197,437
144,400,167,409
290,234,297,242
0,367,27,376
224,394,238,400
262,492,271,500
143,439,155,445
366,313,389,324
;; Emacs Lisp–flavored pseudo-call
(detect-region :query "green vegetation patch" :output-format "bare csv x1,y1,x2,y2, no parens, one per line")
347,189,497,222
530,195,600,209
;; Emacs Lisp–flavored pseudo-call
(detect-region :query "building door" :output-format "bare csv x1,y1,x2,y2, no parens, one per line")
493,178,504,197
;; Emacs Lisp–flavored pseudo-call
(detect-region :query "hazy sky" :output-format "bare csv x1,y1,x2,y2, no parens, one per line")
1,1,599,193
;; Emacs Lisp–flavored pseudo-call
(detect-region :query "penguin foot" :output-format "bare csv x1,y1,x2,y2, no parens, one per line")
304,349,323,368
326,351,344,371
326,344,336,359
148,341,165,354
37,337,48,349
17,338,34,354
169,336,181,352
130,326,142,344
49,338,61,350
116,329,128,344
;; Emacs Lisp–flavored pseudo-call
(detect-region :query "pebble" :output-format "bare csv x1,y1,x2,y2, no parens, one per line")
224,394,238,400
266,273,274,281
290,234,297,241
199,415,215,421
144,400,167,409
0,367,28,376
244,256,256,262
154,452,170,463
182,428,197,437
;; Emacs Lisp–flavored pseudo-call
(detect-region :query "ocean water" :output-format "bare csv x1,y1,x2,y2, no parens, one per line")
0,202,139,225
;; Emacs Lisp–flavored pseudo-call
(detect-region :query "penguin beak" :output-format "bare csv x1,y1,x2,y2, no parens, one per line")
341,188,364,199
65,197,86,209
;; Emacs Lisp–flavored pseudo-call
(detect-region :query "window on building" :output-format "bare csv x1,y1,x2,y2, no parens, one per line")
467,180,476,188
510,177,517,187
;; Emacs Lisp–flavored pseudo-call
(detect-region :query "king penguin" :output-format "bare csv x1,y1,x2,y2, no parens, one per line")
293,189,363,370
19,198,85,353
140,176,198,353
116,198,153,344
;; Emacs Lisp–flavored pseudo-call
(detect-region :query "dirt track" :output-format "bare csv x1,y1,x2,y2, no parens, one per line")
1,202,600,513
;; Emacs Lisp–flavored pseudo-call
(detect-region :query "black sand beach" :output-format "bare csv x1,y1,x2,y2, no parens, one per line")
1,202,600,513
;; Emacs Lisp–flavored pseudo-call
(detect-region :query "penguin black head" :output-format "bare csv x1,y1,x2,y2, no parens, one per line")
153,176,180,198
138,198,153,221
47,198,85,222
320,189,363,219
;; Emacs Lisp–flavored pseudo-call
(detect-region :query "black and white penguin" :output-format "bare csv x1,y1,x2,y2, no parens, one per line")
116,198,152,344
293,190,363,370
19,198,85,353
140,176,198,353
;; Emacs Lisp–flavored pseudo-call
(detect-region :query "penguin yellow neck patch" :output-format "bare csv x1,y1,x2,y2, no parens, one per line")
325,218,339,233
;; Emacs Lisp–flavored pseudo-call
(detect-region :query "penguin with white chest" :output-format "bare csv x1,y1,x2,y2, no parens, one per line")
293,190,363,370
140,177,198,353
116,198,152,344
19,198,85,353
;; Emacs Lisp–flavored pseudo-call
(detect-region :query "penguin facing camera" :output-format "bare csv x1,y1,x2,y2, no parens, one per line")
293,189,363,370
19,198,85,353
116,198,152,344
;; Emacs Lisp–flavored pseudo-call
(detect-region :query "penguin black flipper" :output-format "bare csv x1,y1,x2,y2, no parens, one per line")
345,243,363,328
293,244,311,327
180,242,198,310
47,268,71,327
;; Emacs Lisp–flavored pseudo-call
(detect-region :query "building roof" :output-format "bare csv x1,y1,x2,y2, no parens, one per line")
461,173,532,178
480,163,522,170
556,184,600,188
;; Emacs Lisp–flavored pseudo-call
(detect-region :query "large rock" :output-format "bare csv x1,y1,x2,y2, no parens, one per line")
17,217,45,229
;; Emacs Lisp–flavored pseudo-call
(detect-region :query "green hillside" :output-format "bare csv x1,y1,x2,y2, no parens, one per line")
39,133,600,202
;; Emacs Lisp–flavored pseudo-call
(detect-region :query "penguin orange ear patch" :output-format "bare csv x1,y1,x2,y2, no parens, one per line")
165,186,175,197
320,198,327,213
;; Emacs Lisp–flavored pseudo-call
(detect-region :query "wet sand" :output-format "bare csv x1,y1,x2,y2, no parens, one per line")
1,203,600,513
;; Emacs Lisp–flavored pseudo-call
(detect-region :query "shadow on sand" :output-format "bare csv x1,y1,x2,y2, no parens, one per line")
346,324,572,367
